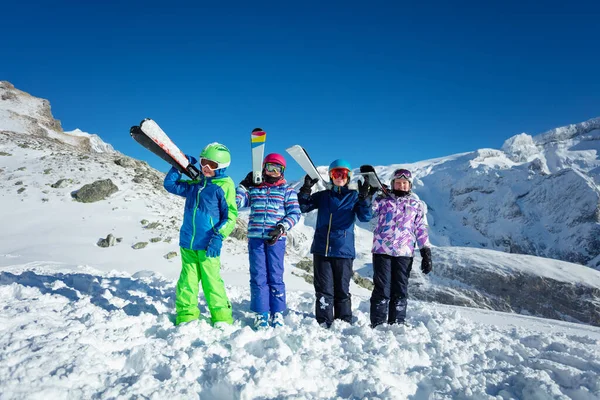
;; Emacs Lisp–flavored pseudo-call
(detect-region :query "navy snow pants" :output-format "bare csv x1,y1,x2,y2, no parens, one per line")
313,254,354,326
370,254,413,327
249,237,286,313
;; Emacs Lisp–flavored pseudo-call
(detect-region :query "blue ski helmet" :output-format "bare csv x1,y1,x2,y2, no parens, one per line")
329,159,352,178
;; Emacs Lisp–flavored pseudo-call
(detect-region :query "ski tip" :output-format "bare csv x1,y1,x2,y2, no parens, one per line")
130,125,141,135
140,118,153,126
252,127,264,133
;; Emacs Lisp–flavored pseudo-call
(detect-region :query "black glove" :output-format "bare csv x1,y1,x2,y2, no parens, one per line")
357,176,370,200
267,224,285,245
239,171,254,190
300,174,319,194
420,247,432,274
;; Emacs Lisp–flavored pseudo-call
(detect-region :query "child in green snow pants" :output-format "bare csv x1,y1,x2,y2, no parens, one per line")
163,143,238,326
176,248,233,325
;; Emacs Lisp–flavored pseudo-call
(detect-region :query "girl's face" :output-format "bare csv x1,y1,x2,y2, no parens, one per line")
264,163,283,178
393,178,411,192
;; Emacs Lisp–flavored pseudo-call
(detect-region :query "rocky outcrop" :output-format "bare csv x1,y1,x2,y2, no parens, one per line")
72,179,119,203
407,247,600,326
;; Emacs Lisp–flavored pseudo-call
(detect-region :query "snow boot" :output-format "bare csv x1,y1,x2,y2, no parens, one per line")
253,312,269,330
271,311,284,327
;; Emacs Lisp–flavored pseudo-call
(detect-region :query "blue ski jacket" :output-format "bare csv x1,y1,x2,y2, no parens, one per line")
164,167,238,250
298,186,372,259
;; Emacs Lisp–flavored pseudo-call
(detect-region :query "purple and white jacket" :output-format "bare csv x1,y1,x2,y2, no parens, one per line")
371,193,430,257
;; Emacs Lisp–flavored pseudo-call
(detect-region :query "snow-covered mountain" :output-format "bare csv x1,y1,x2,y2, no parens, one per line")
353,118,600,269
2,82,600,398
0,81,115,153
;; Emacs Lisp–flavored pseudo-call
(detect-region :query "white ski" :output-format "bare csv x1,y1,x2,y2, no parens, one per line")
251,128,266,185
139,119,190,168
286,145,326,183
133,118,199,179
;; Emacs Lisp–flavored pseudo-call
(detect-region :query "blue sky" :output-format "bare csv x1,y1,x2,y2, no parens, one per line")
3,1,599,182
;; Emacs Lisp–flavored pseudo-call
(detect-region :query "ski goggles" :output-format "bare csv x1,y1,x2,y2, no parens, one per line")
200,158,219,170
393,169,412,182
264,163,284,174
330,168,349,180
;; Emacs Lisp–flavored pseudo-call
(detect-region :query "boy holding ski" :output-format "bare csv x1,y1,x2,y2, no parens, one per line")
369,168,432,328
163,142,238,326
298,159,372,327
236,152,301,329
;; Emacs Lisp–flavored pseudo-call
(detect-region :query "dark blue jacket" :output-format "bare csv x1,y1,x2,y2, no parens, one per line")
298,186,372,259
164,167,238,250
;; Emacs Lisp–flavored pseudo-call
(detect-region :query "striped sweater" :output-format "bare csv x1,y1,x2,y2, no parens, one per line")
236,182,301,240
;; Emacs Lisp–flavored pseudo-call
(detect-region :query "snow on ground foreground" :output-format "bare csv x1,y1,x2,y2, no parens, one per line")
1,263,599,400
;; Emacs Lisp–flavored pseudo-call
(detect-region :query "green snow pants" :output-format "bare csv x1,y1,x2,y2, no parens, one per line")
175,247,233,325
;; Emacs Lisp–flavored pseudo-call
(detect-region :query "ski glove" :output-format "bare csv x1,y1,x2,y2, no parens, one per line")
266,224,285,245
357,176,371,200
300,174,319,195
420,247,432,274
369,185,379,196
186,155,198,165
239,171,255,190
206,234,223,258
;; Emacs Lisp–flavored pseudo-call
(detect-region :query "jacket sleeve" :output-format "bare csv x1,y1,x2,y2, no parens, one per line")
415,200,431,249
278,187,301,231
298,190,321,213
236,185,250,209
354,194,373,222
163,167,192,197
370,195,385,220
214,178,239,239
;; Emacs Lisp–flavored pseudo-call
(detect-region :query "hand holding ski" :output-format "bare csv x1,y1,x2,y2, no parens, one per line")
286,145,327,184
130,118,199,180
359,165,390,196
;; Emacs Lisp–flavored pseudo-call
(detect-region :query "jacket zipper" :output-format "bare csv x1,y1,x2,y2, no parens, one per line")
263,187,270,238
190,180,207,249
325,213,333,257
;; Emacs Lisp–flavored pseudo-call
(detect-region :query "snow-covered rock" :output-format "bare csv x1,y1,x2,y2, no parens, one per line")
0,81,114,154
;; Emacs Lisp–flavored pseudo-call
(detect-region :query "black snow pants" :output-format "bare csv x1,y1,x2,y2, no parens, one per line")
370,253,413,327
313,254,354,327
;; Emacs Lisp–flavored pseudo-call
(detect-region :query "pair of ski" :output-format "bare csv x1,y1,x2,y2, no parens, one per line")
129,119,388,195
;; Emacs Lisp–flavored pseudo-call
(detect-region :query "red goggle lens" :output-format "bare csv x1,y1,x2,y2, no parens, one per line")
330,169,349,179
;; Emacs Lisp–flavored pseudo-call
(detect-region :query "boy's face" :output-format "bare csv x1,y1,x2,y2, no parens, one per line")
330,168,349,187
201,158,217,177
202,166,216,177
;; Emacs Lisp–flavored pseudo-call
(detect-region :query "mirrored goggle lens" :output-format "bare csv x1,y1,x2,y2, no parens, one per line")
200,158,218,170
330,169,349,179
394,169,412,180
264,163,284,173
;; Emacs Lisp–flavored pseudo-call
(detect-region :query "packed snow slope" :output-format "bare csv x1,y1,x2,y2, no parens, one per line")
1,81,600,398
1,262,600,399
